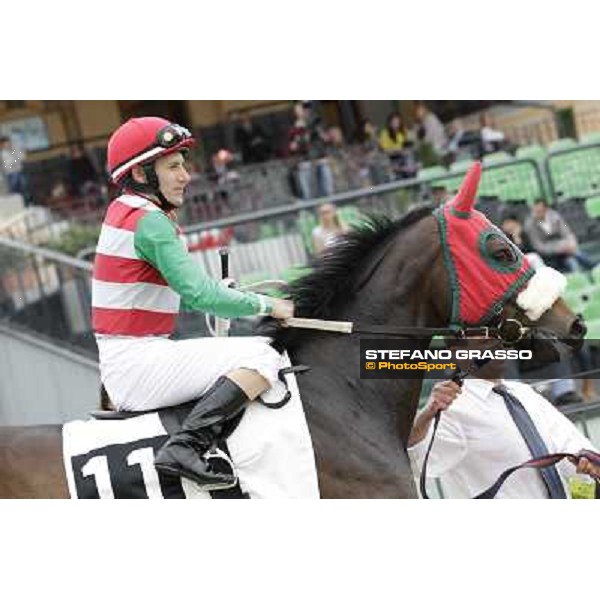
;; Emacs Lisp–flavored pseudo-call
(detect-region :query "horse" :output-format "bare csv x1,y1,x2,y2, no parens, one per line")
0,164,587,498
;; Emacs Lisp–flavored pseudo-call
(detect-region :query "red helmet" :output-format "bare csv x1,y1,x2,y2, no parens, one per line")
107,116,195,184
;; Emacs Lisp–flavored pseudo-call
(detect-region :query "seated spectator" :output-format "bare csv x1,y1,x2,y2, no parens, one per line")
378,112,406,154
444,118,472,163
379,112,417,179
501,212,545,271
311,203,349,255
414,102,448,164
234,114,271,164
479,112,506,155
354,118,379,151
524,199,596,273
68,144,99,196
0,135,27,199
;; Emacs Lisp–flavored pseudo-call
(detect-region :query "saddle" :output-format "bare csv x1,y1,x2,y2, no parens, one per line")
92,365,312,420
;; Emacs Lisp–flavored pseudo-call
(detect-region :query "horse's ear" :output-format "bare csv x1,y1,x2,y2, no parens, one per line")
450,161,481,213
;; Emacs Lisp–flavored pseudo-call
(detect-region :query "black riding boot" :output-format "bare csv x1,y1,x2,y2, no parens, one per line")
154,376,251,490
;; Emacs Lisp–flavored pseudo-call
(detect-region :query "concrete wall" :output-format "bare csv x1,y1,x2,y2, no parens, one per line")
0,324,100,426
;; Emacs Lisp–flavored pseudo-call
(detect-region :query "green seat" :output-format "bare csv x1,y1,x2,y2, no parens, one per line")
562,289,585,312
258,222,278,240
584,319,600,343
449,159,475,173
548,138,577,153
435,174,464,193
566,271,592,292
516,144,546,162
548,144,600,200
482,151,512,165
480,161,544,204
580,131,600,145
581,299,600,322
418,166,447,181
585,195,600,219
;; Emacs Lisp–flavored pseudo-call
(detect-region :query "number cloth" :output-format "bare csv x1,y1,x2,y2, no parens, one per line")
63,358,319,499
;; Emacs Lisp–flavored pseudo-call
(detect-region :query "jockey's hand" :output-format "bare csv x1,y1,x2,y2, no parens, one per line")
575,455,600,481
270,298,294,321
425,381,462,417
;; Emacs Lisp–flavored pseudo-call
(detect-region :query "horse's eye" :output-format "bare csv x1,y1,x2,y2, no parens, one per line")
494,246,517,262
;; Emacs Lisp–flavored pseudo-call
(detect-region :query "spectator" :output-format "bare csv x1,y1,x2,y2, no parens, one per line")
501,211,592,404
311,202,349,255
479,112,506,154
500,212,545,270
524,199,596,273
414,102,448,160
233,114,271,164
407,338,600,498
0,136,27,198
444,118,473,163
354,118,379,150
68,144,99,196
287,101,333,199
378,112,406,154
379,112,417,180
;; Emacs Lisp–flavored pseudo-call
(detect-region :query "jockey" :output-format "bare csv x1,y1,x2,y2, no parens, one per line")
93,116,294,490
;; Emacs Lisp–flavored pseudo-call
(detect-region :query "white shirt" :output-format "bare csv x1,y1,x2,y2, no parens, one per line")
1,146,25,174
408,379,596,499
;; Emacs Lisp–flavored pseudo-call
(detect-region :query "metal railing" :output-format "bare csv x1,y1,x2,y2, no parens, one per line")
0,236,95,357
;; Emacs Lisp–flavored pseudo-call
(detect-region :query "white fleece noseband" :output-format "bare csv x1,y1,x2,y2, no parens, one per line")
515,266,567,321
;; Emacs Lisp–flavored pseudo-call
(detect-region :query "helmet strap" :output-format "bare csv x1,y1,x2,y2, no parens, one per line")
120,165,174,211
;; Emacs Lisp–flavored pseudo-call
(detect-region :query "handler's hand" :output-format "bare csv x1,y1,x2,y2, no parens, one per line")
575,456,600,481
425,381,462,417
270,298,294,321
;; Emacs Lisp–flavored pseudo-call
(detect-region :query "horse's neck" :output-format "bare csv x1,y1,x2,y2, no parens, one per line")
290,214,444,496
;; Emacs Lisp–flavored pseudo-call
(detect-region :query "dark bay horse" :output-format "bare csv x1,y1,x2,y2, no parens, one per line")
0,167,586,498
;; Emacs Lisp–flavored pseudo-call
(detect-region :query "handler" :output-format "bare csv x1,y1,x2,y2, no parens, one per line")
408,340,600,498
93,117,293,490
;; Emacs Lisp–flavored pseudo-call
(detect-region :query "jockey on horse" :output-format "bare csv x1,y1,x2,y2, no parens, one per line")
94,116,294,490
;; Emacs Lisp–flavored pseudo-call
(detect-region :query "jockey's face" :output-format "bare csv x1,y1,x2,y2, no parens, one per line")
154,151,191,207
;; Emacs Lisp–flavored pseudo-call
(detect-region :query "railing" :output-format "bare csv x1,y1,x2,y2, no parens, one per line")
0,236,95,357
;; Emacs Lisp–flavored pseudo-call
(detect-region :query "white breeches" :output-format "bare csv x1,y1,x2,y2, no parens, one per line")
97,335,286,411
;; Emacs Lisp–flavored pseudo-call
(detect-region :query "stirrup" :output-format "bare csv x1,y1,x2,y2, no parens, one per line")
203,446,237,482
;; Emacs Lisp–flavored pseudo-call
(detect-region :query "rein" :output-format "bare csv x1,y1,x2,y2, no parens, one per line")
285,317,529,342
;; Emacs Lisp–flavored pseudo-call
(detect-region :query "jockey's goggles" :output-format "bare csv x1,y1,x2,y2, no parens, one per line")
156,124,193,149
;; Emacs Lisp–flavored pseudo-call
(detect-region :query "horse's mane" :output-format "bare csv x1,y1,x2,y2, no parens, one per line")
260,203,433,348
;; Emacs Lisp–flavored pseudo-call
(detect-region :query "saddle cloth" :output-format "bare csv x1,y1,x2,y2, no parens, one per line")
62,356,320,499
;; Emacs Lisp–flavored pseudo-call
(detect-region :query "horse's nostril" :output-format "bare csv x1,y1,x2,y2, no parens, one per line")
571,316,587,338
